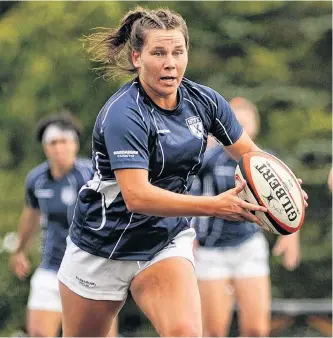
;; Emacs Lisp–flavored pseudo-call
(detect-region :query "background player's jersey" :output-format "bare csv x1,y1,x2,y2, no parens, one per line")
25,159,92,271
70,77,243,261
190,144,260,248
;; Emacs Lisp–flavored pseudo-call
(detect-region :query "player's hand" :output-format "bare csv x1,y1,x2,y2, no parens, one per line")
272,233,301,271
214,181,267,226
9,251,31,280
297,178,308,208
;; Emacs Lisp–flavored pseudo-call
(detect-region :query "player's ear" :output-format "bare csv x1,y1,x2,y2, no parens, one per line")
132,50,141,69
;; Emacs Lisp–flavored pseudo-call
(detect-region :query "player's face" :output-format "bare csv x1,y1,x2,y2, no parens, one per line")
132,29,188,109
44,138,78,169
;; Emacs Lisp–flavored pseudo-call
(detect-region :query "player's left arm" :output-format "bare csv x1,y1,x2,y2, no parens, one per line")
272,232,301,271
210,91,308,206
224,130,262,162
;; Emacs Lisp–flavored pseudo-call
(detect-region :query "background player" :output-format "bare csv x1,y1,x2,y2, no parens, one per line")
191,97,301,337
9,114,92,337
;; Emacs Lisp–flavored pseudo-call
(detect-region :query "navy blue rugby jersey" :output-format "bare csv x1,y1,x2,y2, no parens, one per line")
70,77,243,261
25,159,92,271
190,144,260,249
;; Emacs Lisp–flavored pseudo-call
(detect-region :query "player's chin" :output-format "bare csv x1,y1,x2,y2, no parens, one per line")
157,84,180,97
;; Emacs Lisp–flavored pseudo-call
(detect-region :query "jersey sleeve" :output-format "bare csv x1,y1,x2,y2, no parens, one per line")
24,175,39,209
210,91,243,146
103,106,150,171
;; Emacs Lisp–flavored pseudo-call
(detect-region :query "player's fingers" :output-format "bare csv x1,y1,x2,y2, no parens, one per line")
241,200,267,213
239,210,264,226
233,181,246,194
302,189,308,201
297,178,303,185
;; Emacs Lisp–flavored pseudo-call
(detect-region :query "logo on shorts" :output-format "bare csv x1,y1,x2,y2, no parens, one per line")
76,276,96,288
185,116,203,139
163,240,176,250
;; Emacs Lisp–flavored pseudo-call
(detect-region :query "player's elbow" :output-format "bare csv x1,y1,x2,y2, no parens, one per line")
123,190,147,213
125,199,140,213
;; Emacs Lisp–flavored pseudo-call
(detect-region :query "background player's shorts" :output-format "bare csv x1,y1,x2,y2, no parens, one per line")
27,268,62,312
195,232,269,280
57,228,196,301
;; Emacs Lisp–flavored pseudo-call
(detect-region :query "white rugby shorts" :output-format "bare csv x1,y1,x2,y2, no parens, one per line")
58,228,196,301
195,232,270,280
27,268,62,312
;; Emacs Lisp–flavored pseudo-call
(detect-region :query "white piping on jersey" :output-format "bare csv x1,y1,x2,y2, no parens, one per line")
184,97,196,107
215,118,233,145
136,89,145,122
190,85,233,145
191,85,218,110
88,193,107,231
67,174,78,226
109,212,134,259
94,151,103,191
75,160,92,182
151,108,165,178
183,97,205,191
79,151,120,231
27,162,49,183
102,81,137,125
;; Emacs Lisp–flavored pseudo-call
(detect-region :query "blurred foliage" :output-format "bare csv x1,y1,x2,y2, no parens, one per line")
0,1,331,336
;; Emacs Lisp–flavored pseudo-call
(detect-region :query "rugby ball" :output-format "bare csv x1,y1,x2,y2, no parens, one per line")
235,151,305,235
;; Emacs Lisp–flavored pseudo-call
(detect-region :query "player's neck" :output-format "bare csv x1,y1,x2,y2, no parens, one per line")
50,162,74,180
139,77,178,110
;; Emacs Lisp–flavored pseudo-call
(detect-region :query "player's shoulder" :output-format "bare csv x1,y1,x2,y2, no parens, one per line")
74,158,93,180
96,79,150,131
75,157,92,169
25,161,49,186
182,78,219,100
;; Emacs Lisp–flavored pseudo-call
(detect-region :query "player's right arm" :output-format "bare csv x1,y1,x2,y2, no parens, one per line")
9,171,41,280
10,207,40,280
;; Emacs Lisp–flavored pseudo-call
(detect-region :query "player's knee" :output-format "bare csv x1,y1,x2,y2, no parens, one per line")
204,327,229,337
27,328,48,337
27,325,56,337
162,321,202,337
241,326,270,337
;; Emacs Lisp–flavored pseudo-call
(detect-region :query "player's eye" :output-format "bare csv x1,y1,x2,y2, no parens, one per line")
153,51,164,57
173,50,184,56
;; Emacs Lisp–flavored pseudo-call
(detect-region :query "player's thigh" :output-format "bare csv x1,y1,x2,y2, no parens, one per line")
59,281,124,337
27,309,62,337
130,257,202,337
198,279,235,337
234,275,271,337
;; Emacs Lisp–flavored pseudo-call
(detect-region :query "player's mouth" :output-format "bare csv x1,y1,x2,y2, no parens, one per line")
160,76,177,84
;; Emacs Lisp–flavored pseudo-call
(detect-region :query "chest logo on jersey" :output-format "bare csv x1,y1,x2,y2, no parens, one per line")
35,189,54,199
185,116,203,139
61,186,77,205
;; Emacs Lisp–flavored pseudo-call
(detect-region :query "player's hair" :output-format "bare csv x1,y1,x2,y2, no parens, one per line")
82,6,189,80
35,112,83,143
